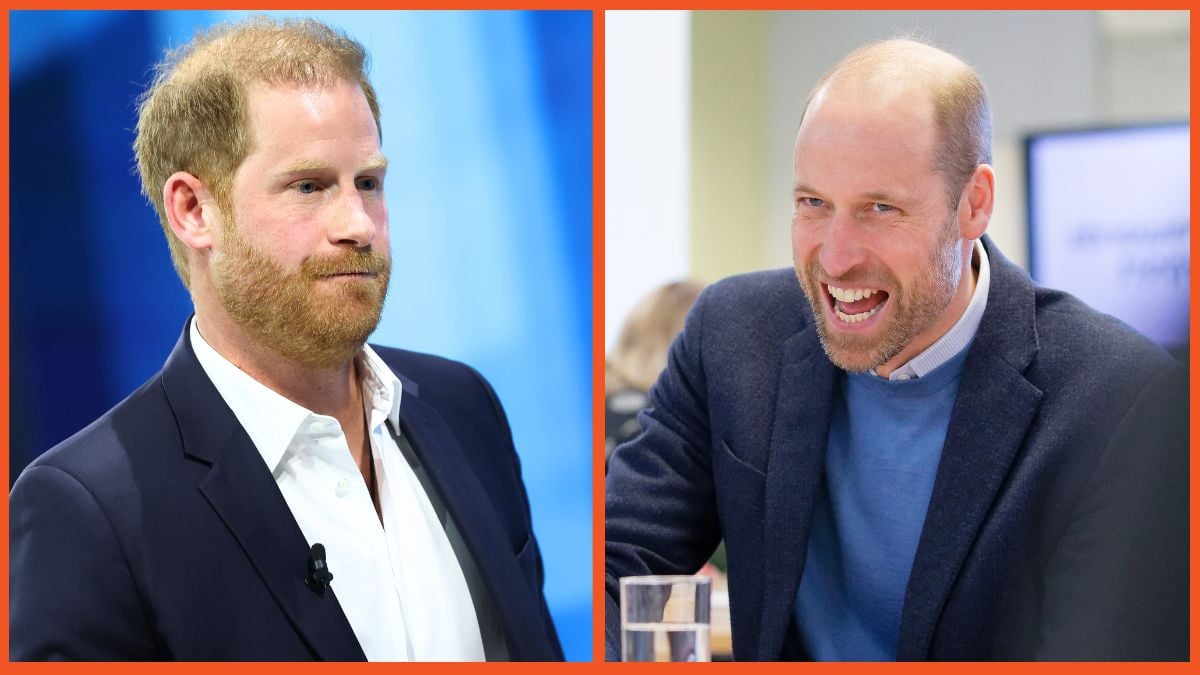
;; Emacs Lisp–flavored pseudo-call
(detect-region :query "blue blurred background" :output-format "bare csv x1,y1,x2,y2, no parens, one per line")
9,10,592,661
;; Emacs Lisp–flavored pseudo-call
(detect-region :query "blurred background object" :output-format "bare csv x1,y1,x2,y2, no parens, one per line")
10,9,591,661
603,279,726,654
605,279,703,466
1025,123,1189,359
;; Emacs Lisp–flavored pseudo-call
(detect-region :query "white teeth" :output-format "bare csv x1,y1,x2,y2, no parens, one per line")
826,284,880,303
834,305,882,324
826,284,884,323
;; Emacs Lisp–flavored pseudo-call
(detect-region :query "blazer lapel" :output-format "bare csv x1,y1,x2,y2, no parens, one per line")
756,325,837,660
395,392,558,661
896,239,1043,660
161,325,366,661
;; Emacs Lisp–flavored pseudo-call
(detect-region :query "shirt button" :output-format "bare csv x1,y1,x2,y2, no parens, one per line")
336,478,350,497
896,374,911,381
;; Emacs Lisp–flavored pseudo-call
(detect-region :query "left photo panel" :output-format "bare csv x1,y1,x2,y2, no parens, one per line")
9,9,592,662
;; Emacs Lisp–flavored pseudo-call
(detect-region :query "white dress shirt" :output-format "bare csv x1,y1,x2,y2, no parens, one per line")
874,239,991,381
190,320,485,661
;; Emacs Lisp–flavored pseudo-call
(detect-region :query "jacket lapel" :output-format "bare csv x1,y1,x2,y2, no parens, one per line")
896,239,1043,660
756,324,837,660
395,392,558,661
161,324,366,661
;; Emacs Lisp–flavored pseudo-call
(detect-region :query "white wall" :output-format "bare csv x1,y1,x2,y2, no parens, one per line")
605,10,692,351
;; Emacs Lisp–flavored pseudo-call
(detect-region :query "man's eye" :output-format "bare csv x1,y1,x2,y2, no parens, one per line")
798,197,825,208
872,202,895,213
293,180,319,195
357,177,380,191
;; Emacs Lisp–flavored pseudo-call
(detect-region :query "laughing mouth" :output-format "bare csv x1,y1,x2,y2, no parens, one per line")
826,283,888,324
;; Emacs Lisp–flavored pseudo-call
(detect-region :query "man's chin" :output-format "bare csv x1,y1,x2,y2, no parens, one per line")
822,346,884,374
279,331,372,371
814,321,893,373
266,304,384,370
313,311,382,348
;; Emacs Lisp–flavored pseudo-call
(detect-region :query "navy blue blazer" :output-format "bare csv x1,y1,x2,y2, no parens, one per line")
606,237,1188,661
10,323,563,661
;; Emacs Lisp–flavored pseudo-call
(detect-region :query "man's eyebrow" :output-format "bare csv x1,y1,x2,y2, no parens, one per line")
278,158,331,175
862,191,898,202
277,155,389,175
361,155,388,171
792,184,907,203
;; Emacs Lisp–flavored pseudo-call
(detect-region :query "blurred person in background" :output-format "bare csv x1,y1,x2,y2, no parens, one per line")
606,280,735,655
10,16,561,662
606,37,1187,661
605,280,704,465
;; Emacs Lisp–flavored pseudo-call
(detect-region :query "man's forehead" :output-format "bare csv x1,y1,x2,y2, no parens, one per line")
796,82,935,155
236,79,382,175
243,79,368,113
793,85,940,201
803,78,935,132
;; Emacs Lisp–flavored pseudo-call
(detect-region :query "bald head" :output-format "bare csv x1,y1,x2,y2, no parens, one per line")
799,39,992,209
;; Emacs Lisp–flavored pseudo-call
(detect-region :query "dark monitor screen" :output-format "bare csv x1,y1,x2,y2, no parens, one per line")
1026,122,1190,350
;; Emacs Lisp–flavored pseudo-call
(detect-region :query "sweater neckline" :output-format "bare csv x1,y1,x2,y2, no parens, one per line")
842,341,972,397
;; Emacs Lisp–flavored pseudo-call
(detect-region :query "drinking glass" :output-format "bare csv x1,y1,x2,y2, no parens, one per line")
619,575,712,662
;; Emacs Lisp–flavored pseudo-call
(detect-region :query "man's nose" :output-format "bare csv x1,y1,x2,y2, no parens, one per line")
329,189,377,248
817,211,867,279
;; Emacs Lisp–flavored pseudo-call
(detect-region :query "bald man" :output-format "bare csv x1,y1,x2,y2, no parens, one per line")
605,39,1187,661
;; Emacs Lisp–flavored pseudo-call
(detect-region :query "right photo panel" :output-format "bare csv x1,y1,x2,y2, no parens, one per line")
604,10,1189,662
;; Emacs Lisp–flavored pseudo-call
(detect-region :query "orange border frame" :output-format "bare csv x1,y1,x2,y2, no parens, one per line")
2,4,1197,672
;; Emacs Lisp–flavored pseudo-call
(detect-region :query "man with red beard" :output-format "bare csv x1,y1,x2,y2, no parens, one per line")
10,17,561,662
606,39,1186,661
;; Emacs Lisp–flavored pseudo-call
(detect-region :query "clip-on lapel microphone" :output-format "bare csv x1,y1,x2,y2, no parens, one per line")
305,543,334,595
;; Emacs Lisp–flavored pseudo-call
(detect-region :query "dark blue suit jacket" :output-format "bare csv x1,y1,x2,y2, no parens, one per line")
10,324,563,661
606,238,1188,661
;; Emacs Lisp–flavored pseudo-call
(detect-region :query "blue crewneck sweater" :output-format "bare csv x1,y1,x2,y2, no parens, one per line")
793,345,971,660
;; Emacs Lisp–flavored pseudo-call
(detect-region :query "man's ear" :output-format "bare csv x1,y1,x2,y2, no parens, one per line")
163,171,220,251
957,163,994,241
